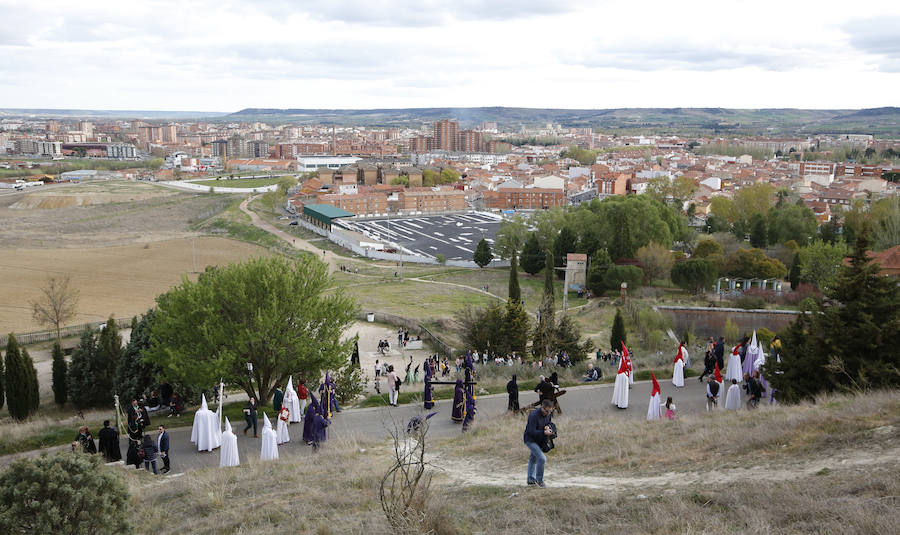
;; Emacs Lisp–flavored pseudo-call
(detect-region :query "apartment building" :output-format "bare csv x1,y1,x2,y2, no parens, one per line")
317,192,388,216
483,188,565,210
398,189,466,213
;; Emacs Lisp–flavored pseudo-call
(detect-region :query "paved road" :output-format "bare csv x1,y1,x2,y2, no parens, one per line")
100,374,731,475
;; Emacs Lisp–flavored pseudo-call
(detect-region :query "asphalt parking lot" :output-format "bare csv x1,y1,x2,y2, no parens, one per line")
338,212,502,261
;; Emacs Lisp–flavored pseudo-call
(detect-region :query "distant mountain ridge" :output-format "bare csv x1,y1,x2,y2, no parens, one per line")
0,108,226,119
228,106,900,135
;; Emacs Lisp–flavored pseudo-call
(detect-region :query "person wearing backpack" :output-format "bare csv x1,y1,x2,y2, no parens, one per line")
523,399,556,488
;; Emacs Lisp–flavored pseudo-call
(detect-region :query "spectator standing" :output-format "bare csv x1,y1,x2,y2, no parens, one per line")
141,434,158,474
243,397,259,437
157,425,170,473
523,399,555,488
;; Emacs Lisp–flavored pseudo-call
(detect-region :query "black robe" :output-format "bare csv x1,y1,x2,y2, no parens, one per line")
506,378,519,411
97,426,122,462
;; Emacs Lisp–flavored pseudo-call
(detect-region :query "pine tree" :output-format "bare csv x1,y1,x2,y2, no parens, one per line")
502,301,530,357
788,251,803,290
543,250,555,300
473,238,493,268
67,329,98,409
520,232,544,275
5,334,31,420
115,311,160,404
51,341,67,406
587,248,612,296
609,308,627,352
750,213,767,248
21,348,39,412
531,296,556,360
552,314,594,363
610,207,634,261
768,228,900,401
508,251,521,304
553,226,577,279
93,317,122,407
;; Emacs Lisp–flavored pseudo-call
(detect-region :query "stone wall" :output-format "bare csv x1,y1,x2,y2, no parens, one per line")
657,306,801,338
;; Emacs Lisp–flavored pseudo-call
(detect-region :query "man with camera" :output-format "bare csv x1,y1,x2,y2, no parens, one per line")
523,399,556,488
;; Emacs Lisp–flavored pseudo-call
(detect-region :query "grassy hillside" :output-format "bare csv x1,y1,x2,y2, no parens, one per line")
122,389,900,534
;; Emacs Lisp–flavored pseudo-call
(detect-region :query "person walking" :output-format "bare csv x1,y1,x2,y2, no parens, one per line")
273,383,284,413
157,425,170,474
665,397,676,420
297,379,309,418
506,374,519,412
97,420,121,462
523,399,555,488
387,366,399,407
141,434,158,475
243,397,259,437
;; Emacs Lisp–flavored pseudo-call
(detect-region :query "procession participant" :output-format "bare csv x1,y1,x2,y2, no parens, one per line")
276,403,291,445
706,375,721,411
220,418,240,468
423,360,435,410
260,413,279,461
303,394,321,444
611,353,630,409
125,422,142,469
297,379,309,417
647,373,662,420
272,383,284,413
309,405,329,451
387,366,399,407
507,374,519,412
190,394,221,452
725,342,744,383
97,420,121,462
405,360,414,386
285,376,301,423
462,387,476,432
451,379,465,423
74,426,96,454
672,343,686,388
725,379,742,410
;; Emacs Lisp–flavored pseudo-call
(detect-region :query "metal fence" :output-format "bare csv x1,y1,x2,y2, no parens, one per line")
356,311,455,357
1,317,134,346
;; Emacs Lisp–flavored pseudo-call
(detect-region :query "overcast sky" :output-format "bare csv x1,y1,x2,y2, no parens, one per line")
1,0,898,112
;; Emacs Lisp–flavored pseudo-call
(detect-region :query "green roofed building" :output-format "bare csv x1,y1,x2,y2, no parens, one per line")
302,203,354,231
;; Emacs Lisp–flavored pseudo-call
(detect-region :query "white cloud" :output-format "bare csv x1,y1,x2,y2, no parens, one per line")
0,0,897,111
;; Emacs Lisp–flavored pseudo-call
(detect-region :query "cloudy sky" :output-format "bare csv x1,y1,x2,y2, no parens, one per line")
1,0,898,111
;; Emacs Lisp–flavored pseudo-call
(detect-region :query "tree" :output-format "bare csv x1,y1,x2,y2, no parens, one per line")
0,454,132,534
67,329,100,409
22,348,39,413
422,169,438,187
767,204,818,246
146,256,357,403
30,275,79,342
532,251,557,359
609,207,635,261
671,259,718,294
560,145,598,165
602,265,643,294
709,197,738,227
502,301,530,357
587,248,613,295
552,226,577,278
734,183,776,222
5,334,35,420
693,238,723,258
646,175,697,207
635,242,674,286
494,216,528,260
115,312,159,405
51,341,67,406
0,341,4,410
520,232,544,275
767,229,900,402
725,248,787,279
609,308,627,352
553,314,594,362
473,238,493,268
797,240,849,291
749,213,767,248
440,167,460,184
93,317,122,405
870,196,900,250
788,251,803,290
543,250,555,299
508,251,521,304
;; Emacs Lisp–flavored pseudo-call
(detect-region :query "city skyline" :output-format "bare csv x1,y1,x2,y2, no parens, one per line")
0,0,898,112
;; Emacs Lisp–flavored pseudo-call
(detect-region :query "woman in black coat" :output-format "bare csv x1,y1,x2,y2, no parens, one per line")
126,423,143,469
141,434,158,474
97,420,121,462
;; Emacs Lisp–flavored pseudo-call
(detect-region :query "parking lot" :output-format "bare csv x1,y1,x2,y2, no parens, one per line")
337,212,502,261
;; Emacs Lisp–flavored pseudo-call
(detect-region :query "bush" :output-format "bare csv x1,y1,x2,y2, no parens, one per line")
435,253,446,265
723,318,739,343
0,454,132,534
647,330,665,352
742,287,777,303
334,362,366,405
734,295,767,310
755,327,775,346
603,265,643,294
782,283,823,306
609,308,627,352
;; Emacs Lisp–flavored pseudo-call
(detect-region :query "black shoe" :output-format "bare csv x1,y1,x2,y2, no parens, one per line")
527,479,536,486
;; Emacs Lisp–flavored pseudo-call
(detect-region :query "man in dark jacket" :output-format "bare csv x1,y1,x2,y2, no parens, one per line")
523,399,555,488
714,337,725,371
506,375,519,411
273,383,284,413
97,420,121,462
157,425,170,474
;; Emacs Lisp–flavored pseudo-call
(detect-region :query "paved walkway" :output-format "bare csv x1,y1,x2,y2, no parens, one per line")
0,373,743,475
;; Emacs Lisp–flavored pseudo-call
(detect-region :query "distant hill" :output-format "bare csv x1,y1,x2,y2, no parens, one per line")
0,108,226,120
228,106,900,136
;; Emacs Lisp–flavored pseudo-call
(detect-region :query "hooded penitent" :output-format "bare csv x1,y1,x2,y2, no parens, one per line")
220,418,240,468
647,372,662,420
672,345,685,388
285,376,302,423
191,394,221,452
612,351,630,409
725,343,743,383
260,412,279,461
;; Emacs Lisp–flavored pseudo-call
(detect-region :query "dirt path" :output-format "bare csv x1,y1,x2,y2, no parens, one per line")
434,442,900,491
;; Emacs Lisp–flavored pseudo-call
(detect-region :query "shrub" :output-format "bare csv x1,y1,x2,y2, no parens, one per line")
755,327,775,347
51,341,67,406
435,253,446,265
609,308,626,352
0,454,132,534
782,283,823,306
671,259,717,294
734,295,767,310
603,265,644,294
647,330,665,352
723,318,739,343
742,287,777,303
334,362,366,405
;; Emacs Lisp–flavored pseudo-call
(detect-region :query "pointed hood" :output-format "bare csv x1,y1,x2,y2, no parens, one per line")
674,345,684,363
225,418,233,434
621,342,629,359
714,361,723,383
286,376,294,393
201,393,208,411
732,343,741,355
263,412,272,430
617,354,629,375
650,372,661,397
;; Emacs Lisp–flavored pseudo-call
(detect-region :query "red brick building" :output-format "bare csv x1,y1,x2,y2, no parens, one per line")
483,188,565,210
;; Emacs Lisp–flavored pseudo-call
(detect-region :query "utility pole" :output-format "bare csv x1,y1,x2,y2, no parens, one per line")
191,237,197,273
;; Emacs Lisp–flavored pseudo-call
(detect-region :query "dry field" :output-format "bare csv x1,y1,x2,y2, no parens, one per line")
0,237,271,333
122,390,900,534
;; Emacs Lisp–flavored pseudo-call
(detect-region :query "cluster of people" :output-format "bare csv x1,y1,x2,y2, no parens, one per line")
376,339,392,354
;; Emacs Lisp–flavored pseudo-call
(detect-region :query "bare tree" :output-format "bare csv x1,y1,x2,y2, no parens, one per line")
31,275,79,341
380,415,434,534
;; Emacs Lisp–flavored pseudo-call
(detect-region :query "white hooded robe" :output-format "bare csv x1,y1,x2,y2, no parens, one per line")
220,418,240,467
611,372,629,409
190,394,222,452
260,413,279,461
285,376,302,423
725,384,742,410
